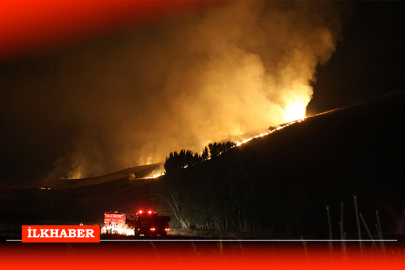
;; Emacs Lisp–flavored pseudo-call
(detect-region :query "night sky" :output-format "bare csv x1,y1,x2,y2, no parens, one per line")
1,1,405,184
307,1,405,115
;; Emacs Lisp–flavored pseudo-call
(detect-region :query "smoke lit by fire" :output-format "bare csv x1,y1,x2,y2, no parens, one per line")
7,1,343,180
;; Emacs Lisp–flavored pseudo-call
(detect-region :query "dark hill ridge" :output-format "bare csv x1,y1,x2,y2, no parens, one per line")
156,90,405,237
218,90,405,236
17,163,162,189
242,89,405,194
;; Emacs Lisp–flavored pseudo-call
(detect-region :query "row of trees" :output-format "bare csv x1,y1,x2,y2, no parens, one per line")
208,141,236,158
164,141,236,175
152,145,313,235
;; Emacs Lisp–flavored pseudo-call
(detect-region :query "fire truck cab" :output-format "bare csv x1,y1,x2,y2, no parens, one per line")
134,210,170,237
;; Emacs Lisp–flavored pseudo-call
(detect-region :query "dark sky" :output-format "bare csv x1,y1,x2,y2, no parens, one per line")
1,1,405,184
307,1,405,115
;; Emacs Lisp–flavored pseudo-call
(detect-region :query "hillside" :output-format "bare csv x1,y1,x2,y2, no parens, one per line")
224,90,405,236
0,163,162,224
16,163,162,190
253,90,405,198
239,90,405,193
150,90,405,237
3,90,405,238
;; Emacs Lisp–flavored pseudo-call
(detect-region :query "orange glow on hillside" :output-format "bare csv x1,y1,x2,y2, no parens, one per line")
142,117,307,179
236,117,306,147
143,173,165,179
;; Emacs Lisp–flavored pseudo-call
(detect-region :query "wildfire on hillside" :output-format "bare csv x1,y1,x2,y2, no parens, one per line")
236,117,306,146
141,117,307,179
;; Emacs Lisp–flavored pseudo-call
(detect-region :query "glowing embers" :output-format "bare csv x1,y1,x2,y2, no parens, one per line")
235,117,306,147
143,172,165,179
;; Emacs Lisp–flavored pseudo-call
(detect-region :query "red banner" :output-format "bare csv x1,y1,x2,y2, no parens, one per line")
2,242,405,270
22,225,100,243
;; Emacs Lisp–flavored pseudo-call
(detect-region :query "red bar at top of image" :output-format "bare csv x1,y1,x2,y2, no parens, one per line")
0,0,223,64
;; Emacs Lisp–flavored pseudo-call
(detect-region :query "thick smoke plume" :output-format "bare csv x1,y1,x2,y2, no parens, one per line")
37,1,343,179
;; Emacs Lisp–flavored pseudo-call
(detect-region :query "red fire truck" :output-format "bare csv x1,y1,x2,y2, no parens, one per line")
102,210,170,237
135,210,170,237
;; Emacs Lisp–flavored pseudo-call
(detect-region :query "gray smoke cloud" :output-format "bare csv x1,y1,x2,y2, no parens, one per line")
31,1,345,179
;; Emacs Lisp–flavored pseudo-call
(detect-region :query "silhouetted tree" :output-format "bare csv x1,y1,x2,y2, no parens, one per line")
208,142,219,157
202,146,209,160
193,153,202,164
164,151,182,175
207,141,236,157
225,141,236,151
185,150,193,167
150,174,193,229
